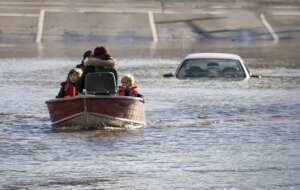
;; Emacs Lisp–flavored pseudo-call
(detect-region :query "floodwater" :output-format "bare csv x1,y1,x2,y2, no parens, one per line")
1,42,300,190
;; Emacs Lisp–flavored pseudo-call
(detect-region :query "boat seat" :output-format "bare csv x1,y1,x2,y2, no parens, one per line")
85,72,117,95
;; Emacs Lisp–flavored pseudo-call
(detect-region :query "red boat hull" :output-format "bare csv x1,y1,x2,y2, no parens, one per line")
46,95,145,130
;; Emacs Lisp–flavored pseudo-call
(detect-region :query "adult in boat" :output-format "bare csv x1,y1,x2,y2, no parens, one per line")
76,50,92,70
76,46,118,93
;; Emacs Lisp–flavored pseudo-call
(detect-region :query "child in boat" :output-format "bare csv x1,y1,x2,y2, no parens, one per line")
118,74,143,97
56,68,83,98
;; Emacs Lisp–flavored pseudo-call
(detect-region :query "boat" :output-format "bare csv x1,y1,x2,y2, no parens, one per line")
46,72,145,130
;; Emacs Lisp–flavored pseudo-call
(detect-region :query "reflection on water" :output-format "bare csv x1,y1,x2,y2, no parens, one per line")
1,47,300,189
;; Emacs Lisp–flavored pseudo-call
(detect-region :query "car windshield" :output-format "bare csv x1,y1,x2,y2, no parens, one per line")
176,58,246,78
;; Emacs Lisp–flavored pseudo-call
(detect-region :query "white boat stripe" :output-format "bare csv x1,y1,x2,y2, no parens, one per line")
53,112,145,126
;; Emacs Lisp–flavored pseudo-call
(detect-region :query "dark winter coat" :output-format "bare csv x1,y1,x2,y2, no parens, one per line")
76,54,118,93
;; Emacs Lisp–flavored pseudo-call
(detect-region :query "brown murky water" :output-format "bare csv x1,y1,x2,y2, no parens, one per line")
1,41,300,190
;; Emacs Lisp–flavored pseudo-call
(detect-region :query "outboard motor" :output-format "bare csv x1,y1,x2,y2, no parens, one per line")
85,72,117,95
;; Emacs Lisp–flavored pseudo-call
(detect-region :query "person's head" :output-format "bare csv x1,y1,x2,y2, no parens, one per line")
83,50,92,59
93,46,109,57
65,68,82,90
121,74,134,89
81,50,92,63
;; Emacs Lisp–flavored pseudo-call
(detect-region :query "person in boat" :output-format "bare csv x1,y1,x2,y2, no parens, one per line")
76,46,118,93
76,50,92,70
56,68,83,98
118,74,143,98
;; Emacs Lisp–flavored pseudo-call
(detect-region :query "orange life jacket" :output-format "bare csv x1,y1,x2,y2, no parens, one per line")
61,81,78,98
118,85,138,96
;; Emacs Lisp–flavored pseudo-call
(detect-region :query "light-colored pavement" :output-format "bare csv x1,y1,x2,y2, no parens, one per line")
1,0,300,43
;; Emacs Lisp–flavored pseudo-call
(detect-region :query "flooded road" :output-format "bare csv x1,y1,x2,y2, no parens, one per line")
1,42,300,190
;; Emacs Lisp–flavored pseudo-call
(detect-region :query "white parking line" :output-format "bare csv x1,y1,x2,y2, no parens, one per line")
36,9,45,43
0,6,43,10
212,5,242,9
0,44,15,47
0,5,224,15
148,11,158,42
272,6,299,10
163,10,225,14
0,13,38,17
0,2,106,6
271,12,300,16
260,13,279,43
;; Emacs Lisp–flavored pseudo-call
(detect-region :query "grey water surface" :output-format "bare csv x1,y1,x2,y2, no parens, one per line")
0,43,300,190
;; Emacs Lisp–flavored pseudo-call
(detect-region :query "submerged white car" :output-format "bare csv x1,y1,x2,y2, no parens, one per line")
165,53,255,79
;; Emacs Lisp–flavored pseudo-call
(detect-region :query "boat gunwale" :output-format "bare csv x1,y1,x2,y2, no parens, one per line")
45,94,144,104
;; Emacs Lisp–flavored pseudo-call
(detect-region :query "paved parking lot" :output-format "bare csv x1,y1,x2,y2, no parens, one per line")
1,0,300,43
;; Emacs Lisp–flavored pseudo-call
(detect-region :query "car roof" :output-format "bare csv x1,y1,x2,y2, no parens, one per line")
184,53,242,61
